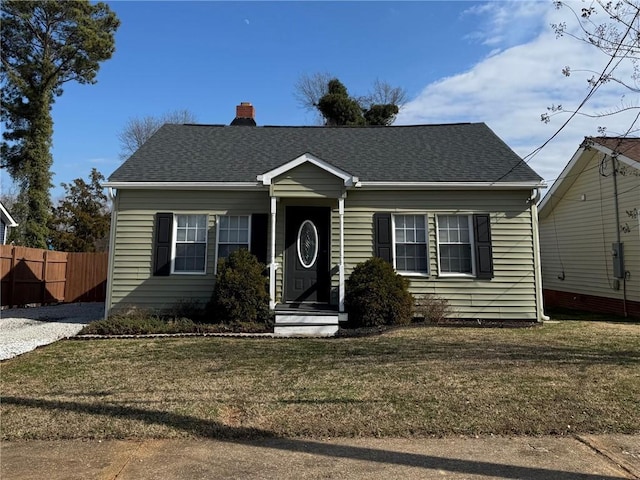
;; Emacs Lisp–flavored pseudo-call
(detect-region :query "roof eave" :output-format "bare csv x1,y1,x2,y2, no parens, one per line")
105,180,545,191
589,138,640,169
104,181,265,191
356,181,546,190
0,202,18,227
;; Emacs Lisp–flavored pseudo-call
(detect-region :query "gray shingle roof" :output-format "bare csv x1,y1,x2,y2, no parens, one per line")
108,123,542,184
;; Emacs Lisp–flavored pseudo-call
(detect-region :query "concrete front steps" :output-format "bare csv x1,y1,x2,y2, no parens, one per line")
274,305,343,337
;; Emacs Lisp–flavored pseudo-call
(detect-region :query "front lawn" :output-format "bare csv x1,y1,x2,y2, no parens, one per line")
1,320,638,440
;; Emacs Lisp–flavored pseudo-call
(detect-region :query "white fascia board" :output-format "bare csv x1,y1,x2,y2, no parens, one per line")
257,152,358,186
539,139,639,218
538,144,588,216
357,181,546,190
591,141,640,170
103,182,264,191
0,202,18,227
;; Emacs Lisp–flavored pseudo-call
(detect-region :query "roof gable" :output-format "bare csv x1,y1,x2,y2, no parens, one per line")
258,153,358,186
539,137,640,217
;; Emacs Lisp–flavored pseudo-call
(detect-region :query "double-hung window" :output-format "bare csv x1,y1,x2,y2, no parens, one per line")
393,214,428,274
373,212,493,279
437,215,473,275
217,215,250,260
173,214,208,274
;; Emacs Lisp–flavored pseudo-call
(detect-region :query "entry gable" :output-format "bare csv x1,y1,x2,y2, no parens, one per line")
257,153,358,187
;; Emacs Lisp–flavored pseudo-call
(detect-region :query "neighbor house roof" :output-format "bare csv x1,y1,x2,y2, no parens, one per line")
107,123,543,186
590,136,640,162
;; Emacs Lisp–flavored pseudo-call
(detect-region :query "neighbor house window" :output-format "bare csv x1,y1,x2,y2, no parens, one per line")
173,214,208,274
393,214,428,274
217,215,250,260
437,215,473,275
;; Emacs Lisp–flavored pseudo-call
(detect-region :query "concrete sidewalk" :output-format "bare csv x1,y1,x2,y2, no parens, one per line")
2,434,638,479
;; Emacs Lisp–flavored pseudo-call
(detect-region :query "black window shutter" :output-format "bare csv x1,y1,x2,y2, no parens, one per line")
373,213,392,263
154,213,173,276
250,213,269,265
473,214,494,279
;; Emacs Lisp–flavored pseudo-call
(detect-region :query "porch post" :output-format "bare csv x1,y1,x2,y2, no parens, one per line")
269,196,277,310
339,196,345,312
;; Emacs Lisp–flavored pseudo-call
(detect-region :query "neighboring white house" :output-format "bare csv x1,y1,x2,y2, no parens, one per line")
0,201,18,245
538,137,640,318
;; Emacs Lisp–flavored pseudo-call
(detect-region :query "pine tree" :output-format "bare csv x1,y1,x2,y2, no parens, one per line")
317,79,401,126
1,1,119,248
48,169,111,252
295,74,406,126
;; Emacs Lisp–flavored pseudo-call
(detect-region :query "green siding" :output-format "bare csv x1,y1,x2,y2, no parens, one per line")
340,190,538,319
110,187,539,320
540,151,639,303
271,163,345,198
109,189,270,313
280,189,537,318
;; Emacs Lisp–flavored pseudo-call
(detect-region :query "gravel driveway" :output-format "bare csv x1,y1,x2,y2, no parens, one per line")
0,303,104,361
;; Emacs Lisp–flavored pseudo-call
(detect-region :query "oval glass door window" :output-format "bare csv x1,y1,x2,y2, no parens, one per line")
297,220,318,268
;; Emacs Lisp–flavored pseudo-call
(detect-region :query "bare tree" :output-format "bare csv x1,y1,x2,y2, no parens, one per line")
294,73,408,126
293,72,334,112
118,109,197,159
0,184,19,212
542,0,640,129
362,78,408,108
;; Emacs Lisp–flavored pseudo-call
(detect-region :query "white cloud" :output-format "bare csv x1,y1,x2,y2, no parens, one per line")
462,1,550,50
87,157,119,166
397,0,639,188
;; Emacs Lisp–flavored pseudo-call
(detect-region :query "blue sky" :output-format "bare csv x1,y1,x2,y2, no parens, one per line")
1,1,637,201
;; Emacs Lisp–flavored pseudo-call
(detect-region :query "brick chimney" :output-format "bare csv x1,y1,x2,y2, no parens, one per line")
230,102,256,126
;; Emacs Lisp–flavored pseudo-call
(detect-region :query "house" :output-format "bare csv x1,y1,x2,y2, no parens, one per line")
104,103,546,335
539,137,640,318
0,201,18,245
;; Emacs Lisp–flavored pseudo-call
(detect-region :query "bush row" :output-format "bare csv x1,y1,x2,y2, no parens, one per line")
86,252,450,334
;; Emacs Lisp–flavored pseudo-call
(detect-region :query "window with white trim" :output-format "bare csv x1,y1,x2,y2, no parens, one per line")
393,214,428,273
217,215,250,260
437,215,473,274
173,214,208,273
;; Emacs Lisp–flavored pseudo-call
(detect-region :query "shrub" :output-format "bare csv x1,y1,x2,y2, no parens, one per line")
414,294,452,323
345,257,414,327
208,249,270,324
162,298,206,322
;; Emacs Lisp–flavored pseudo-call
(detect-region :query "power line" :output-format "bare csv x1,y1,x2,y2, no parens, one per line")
493,5,640,183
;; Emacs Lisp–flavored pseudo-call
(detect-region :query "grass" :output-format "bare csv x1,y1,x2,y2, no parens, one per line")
1,320,639,440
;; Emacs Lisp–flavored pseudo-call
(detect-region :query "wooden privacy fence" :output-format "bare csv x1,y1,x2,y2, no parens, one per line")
0,245,108,307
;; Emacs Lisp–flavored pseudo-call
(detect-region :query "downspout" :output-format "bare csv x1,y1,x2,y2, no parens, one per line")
104,187,118,319
611,156,628,318
529,188,550,322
